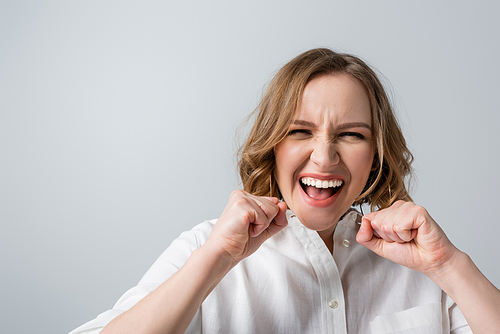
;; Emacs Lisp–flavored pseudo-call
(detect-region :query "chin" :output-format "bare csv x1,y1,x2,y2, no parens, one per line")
292,189,353,228
291,205,345,232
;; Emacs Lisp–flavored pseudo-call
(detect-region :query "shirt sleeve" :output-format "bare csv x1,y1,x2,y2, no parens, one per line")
447,294,471,334
449,303,471,334
68,220,216,334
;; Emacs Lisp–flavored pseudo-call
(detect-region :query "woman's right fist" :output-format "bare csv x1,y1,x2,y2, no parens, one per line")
205,190,288,265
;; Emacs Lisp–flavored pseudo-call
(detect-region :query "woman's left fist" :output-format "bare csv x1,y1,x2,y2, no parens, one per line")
356,200,459,276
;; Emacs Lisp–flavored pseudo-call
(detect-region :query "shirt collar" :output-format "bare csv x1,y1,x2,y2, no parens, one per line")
286,208,362,231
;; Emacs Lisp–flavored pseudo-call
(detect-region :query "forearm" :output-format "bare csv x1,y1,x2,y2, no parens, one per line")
429,251,500,334
101,243,234,334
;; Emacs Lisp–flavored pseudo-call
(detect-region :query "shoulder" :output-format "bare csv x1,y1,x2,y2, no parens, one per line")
138,219,217,285
177,218,217,247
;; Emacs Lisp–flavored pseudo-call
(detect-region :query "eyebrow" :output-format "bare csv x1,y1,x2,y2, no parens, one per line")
336,122,372,131
292,120,317,127
292,120,372,131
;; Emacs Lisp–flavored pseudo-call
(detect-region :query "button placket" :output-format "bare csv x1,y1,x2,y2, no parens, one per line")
328,299,339,309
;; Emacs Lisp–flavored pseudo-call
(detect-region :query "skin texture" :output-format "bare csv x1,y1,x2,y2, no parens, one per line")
101,73,500,334
102,191,288,334
357,201,500,334
274,74,375,252
357,200,456,276
205,191,288,265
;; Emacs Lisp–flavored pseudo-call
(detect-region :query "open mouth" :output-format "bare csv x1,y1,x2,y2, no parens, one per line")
300,177,344,200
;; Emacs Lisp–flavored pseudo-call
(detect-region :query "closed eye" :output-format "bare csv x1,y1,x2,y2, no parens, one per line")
287,129,312,136
339,132,365,139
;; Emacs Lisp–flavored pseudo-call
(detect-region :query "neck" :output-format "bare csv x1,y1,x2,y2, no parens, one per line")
317,228,335,254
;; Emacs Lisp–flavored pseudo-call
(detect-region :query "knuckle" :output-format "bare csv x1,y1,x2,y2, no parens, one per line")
231,189,246,198
413,205,427,215
393,200,406,207
233,196,250,207
241,210,254,222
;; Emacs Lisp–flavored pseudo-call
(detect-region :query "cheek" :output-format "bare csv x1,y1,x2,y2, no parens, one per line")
344,146,375,181
274,141,307,189
275,141,303,171
274,143,291,181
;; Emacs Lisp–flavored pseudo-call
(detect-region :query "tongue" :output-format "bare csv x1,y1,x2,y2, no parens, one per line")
304,185,335,200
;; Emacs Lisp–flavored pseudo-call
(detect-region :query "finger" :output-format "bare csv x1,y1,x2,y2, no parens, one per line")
395,205,435,243
251,196,280,221
394,222,417,242
361,200,404,221
263,201,289,237
258,196,280,205
364,201,408,243
356,217,382,252
273,201,288,228
248,206,272,238
248,197,282,237
369,215,393,242
356,217,375,243
370,222,388,240
389,202,425,242
377,209,407,243
359,214,382,239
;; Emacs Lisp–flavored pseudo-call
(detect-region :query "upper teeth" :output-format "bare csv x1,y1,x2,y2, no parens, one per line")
300,177,343,189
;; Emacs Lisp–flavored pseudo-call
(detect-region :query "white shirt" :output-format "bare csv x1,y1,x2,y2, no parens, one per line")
70,210,471,334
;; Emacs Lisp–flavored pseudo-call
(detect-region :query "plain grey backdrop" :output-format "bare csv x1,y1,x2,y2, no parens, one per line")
1,1,499,333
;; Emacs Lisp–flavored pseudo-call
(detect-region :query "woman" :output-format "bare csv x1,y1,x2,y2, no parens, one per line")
70,48,500,334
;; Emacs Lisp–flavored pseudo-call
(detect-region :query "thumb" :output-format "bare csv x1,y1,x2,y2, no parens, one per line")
260,196,280,204
264,202,288,238
356,217,381,253
274,202,288,228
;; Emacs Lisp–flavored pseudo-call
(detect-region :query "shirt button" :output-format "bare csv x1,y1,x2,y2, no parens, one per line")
342,239,350,248
328,299,339,309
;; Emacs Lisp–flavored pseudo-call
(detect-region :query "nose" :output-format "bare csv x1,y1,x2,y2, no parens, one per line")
310,139,340,169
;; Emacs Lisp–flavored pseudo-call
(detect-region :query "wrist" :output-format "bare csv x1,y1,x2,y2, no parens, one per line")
197,239,238,273
183,243,236,301
426,250,474,297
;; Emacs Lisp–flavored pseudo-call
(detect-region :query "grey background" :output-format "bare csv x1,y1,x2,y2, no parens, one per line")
1,1,499,333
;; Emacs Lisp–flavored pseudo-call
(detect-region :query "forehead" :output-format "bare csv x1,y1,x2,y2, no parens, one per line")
294,74,372,124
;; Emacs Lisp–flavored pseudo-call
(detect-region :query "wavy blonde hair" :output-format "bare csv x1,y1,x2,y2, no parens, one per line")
238,48,413,210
